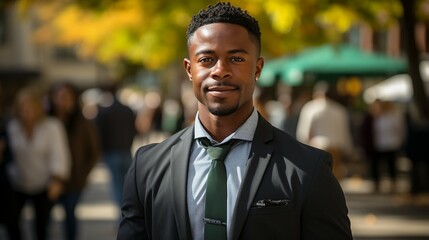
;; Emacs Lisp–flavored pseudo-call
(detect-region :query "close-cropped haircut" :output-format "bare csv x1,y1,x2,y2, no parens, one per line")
186,2,261,53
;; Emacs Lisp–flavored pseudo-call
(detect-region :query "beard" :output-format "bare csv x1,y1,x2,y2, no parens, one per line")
207,102,240,116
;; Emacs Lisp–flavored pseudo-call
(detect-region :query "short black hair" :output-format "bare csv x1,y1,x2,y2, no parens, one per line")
186,2,261,52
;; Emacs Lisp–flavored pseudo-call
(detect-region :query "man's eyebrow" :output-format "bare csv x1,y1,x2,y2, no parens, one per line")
194,49,215,56
194,49,249,56
228,49,249,54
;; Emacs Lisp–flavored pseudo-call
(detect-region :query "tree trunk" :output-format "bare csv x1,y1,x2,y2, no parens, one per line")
400,0,429,119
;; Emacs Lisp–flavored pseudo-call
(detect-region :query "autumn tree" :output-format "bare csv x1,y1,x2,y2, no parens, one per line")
10,0,367,72
6,0,429,118
400,0,429,119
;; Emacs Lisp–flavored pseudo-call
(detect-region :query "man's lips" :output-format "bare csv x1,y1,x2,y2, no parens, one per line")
206,85,237,92
205,85,238,98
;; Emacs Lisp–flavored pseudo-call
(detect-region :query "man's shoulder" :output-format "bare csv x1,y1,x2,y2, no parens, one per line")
134,126,192,160
270,126,331,167
130,126,192,182
274,127,326,152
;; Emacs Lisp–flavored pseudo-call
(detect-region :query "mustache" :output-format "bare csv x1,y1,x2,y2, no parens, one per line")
203,81,239,90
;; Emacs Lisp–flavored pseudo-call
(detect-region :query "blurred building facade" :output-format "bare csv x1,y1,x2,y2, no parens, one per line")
0,4,101,120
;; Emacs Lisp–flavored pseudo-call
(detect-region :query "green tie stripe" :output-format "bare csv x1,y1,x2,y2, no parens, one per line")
199,138,236,240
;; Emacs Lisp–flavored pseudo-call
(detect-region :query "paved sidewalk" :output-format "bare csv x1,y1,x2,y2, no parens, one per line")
0,163,118,240
342,177,429,240
2,162,428,240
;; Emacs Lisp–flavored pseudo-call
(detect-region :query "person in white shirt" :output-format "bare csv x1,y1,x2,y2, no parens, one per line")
372,99,405,192
296,81,353,179
5,86,71,240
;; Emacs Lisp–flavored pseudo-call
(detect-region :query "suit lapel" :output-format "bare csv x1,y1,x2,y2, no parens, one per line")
230,116,274,240
170,127,194,240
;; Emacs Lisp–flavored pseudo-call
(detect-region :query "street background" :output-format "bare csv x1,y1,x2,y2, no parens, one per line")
1,157,428,240
1,1,429,240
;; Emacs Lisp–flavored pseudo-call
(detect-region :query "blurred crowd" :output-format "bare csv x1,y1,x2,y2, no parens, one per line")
1,78,429,239
259,81,429,199
0,80,138,240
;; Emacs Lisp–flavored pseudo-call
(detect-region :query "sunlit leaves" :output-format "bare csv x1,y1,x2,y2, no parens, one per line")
35,0,145,64
263,1,300,34
317,4,358,33
20,0,418,74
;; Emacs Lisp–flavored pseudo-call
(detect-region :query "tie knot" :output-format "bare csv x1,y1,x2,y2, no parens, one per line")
199,138,236,162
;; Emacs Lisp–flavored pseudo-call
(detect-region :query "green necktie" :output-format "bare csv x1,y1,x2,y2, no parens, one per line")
200,138,236,240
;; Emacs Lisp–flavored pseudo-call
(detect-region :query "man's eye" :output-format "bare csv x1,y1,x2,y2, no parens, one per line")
231,57,244,62
198,57,213,63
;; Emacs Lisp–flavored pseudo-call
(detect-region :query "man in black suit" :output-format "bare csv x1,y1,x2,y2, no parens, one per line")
117,2,352,239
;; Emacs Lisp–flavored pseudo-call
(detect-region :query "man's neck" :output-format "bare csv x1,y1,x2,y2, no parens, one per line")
198,107,253,142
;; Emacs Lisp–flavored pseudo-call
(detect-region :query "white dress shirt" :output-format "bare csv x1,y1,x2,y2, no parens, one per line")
187,109,258,240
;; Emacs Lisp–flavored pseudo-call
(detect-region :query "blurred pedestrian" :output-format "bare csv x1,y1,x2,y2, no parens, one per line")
5,86,71,240
282,89,312,138
95,82,136,214
371,100,405,192
361,100,377,187
135,92,164,144
361,99,406,192
296,81,353,180
48,82,101,240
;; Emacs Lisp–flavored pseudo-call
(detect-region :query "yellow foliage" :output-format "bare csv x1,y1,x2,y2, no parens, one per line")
263,1,300,34
24,0,405,72
52,2,142,44
30,0,191,69
317,4,358,33
17,0,32,16
169,8,191,28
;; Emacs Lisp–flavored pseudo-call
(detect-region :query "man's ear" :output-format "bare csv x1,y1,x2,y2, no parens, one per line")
255,57,264,81
184,58,192,81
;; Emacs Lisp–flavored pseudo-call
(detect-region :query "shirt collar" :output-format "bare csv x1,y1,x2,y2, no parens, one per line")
194,108,258,144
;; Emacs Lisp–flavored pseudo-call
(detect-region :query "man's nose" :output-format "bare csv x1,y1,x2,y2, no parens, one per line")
210,59,232,80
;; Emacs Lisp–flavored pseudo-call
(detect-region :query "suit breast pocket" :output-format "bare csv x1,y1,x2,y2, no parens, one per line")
249,199,294,216
241,200,300,240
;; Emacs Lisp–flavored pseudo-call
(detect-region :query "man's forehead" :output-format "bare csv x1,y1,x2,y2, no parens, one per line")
194,22,247,34
189,23,253,45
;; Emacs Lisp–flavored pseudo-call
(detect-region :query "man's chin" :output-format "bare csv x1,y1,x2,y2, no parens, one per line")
208,105,238,116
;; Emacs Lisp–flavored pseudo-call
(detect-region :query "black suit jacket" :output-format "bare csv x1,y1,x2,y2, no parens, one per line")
118,115,352,240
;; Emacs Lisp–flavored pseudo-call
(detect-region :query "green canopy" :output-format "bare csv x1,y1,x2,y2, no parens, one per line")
258,44,408,87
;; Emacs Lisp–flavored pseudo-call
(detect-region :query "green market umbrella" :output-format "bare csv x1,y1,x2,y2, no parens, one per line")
258,56,292,86
258,44,408,87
